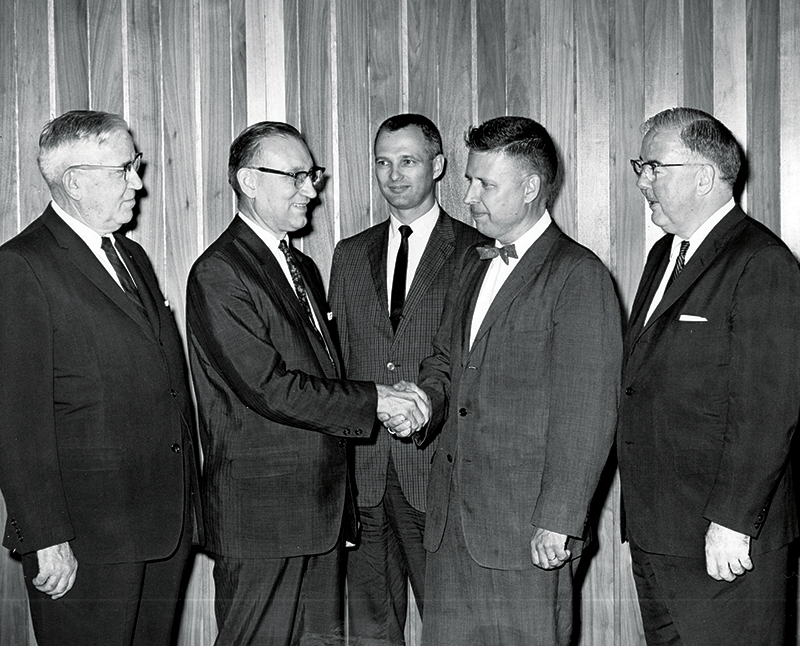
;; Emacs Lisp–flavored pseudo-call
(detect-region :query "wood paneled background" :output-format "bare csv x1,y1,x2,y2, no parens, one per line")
1,0,798,644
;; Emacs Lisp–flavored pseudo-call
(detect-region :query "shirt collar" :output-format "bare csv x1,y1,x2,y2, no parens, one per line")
388,202,440,239
500,210,552,260
674,198,735,262
238,211,286,253
51,200,107,249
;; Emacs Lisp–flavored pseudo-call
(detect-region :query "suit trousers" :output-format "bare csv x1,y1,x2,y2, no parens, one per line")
347,455,426,645
629,539,789,646
212,539,344,646
421,487,575,646
23,525,192,646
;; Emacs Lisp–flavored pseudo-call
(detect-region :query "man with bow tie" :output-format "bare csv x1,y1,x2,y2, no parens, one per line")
389,116,622,644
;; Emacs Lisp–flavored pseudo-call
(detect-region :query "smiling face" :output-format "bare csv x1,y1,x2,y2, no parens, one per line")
64,129,143,235
463,150,541,244
374,126,444,223
239,135,318,238
636,127,709,238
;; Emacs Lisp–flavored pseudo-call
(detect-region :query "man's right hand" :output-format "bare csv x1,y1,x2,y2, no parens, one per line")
376,382,431,436
34,541,78,599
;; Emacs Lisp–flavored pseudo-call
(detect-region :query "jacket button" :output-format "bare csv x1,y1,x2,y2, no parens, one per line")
170,389,178,397
171,443,181,453
625,387,635,396
447,454,453,462
344,429,351,436
458,407,467,417
387,362,396,371
355,428,363,436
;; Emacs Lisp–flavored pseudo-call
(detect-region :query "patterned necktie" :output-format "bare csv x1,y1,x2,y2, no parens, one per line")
477,243,518,264
100,236,147,318
666,240,690,289
389,225,413,333
278,239,320,332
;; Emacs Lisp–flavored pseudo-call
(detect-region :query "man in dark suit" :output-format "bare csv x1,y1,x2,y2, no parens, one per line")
329,114,487,644
0,110,201,646
186,121,430,645
390,116,621,644
617,107,800,645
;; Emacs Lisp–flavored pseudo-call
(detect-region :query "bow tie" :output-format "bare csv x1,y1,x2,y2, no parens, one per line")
476,244,518,264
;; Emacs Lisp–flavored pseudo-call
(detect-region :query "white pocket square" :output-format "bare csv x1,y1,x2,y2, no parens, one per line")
679,314,707,322
327,311,334,321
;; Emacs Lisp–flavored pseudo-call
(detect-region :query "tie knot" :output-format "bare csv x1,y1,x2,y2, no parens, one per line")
678,240,690,256
399,225,413,239
101,236,115,252
476,244,518,264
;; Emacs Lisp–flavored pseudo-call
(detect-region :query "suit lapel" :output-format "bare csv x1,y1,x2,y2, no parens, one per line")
397,210,455,337
467,223,561,355
115,235,162,336
636,206,747,339
367,221,391,328
42,208,156,338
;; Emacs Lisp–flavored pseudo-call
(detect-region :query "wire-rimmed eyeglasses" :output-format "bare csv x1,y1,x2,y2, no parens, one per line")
246,165,326,189
65,152,143,182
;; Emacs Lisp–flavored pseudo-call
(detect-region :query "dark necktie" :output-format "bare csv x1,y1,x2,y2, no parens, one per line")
477,243,518,264
666,240,690,289
100,236,147,317
278,239,319,332
389,225,413,333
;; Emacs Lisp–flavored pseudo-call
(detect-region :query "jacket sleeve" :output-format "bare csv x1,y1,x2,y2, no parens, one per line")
703,244,800,537
328,242,350,368
0,250,74,553
187,251,378,436
531,257,622,537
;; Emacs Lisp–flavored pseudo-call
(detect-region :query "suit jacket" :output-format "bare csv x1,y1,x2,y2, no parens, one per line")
186,216,378,559
417,221,622,569
617,205,800,558
328,209,488,511
0,205,200,564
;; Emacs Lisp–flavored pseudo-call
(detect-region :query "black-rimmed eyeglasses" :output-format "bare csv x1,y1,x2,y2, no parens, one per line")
246,165,325,189
630,159,705,181
65,152,143,182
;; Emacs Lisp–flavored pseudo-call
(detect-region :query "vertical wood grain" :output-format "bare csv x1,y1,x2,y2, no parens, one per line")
475,0,505,124
16,0,51,227
780,0,800,256
297,0,334,279
1,0,20,241
506,0,541,120
199,0,235,245
54,0,89,112
88,0,124,114
336,0,371,240
683,0,714,113
436,0,471,218
746,0,780,232
230,0,248,136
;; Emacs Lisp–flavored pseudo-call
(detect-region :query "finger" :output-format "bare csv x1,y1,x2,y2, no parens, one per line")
741,556,754,572
377,412,390,422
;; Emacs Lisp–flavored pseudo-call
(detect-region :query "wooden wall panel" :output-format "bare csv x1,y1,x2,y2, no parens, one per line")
1,2,798,645
336,0,371,239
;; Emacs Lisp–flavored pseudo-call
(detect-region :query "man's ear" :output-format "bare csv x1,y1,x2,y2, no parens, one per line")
432,154,446,182
696,164,716,197
61,169,82,201
237,168,258,198
523,173,541,204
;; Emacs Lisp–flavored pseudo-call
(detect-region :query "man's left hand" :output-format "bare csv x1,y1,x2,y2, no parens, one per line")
531,527,570,570
705,521,753,582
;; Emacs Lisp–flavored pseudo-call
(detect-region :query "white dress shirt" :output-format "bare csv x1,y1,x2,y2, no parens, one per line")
644,198,735,324
470,211,552,348
51,200,137,291
385,203,440,309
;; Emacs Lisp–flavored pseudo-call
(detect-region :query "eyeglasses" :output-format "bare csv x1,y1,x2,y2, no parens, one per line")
65,152,143,181
246,165,325,189
630,159,705,181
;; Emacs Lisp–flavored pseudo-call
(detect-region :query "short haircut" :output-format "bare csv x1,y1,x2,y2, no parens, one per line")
228,121,307,197
38,110,130,188
375,113,443,158
465,116,558,205
642,107,741,187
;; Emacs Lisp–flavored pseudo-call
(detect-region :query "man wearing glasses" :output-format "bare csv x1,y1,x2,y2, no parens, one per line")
186,121,430,644
0,110,201,645
618,107,800,645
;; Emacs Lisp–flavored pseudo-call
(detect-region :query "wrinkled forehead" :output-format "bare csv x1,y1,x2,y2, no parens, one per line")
640,127,687,161
255,134,313,170
63,129,135,166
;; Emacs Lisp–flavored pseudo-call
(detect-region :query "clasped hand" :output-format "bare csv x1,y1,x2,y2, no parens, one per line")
376,381,431,437
705,521,752,582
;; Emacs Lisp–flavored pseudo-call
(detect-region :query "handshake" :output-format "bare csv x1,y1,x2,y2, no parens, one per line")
376,381,431,438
